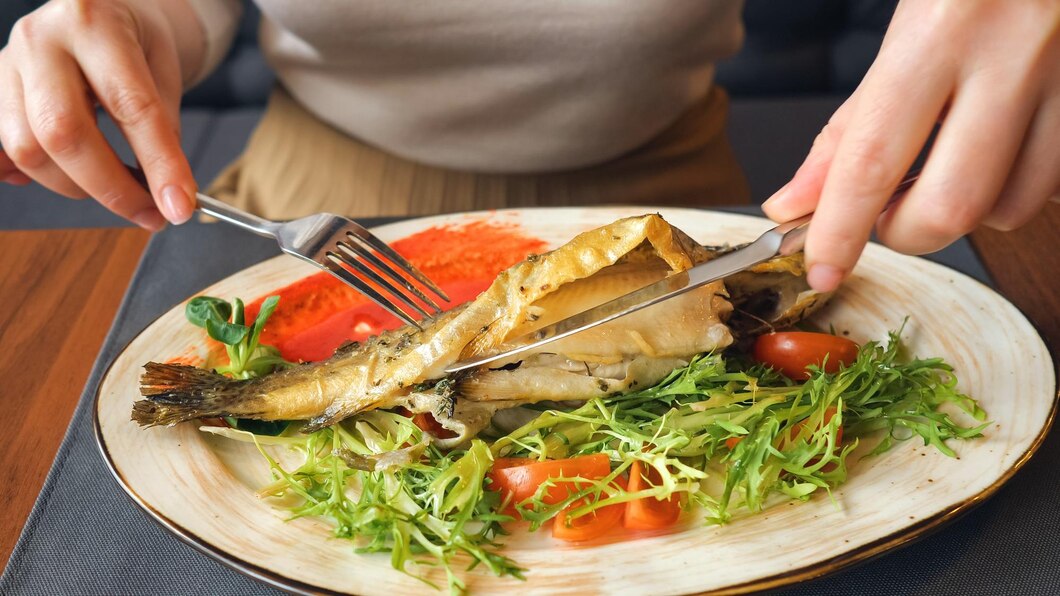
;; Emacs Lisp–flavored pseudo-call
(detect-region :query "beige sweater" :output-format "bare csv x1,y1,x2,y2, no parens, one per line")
185,0,744,172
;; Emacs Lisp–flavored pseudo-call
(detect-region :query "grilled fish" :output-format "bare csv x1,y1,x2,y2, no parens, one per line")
133,214,830,440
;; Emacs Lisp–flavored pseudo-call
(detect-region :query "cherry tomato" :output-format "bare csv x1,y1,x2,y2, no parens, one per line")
752,332,859,380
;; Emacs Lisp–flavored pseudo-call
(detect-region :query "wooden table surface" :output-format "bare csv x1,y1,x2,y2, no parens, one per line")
1,206,1058,568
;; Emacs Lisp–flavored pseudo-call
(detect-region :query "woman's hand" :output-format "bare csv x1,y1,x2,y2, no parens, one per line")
762,0,1060,292
0,0,205,230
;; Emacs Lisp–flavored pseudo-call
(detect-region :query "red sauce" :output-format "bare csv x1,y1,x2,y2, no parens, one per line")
245,220,547,362
165,348,205,367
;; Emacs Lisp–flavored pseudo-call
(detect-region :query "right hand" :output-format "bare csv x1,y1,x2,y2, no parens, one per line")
0,0,199,230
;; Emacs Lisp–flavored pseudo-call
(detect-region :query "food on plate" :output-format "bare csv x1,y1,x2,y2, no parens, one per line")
133,214,827,439
130,214,988,592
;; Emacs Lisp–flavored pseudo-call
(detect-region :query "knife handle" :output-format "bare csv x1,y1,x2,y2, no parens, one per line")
772,168,921,257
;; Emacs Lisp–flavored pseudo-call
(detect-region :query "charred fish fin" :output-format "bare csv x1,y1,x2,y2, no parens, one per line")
140,362,235,402
132,362,251,427
302,409,344,433
131,400,205,427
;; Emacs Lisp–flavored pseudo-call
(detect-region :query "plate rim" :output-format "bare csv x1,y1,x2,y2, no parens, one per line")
93,207,1060,595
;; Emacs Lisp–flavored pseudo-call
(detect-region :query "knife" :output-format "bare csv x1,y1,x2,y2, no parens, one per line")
444,171,921,374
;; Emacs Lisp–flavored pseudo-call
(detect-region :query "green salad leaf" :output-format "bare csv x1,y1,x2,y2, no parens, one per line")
185,294,292,380
246,413,524,593
205,326,988,592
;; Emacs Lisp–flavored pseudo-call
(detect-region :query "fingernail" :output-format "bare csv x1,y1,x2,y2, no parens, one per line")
131,208,167,232
761,182,792,211
2,172,32,185
807,264,844,293
160,184,193,224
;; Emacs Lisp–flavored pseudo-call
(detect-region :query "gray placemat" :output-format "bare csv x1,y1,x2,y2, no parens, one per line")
3,210,1056,596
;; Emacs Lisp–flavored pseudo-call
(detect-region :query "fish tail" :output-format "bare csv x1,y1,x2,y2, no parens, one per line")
132,362,251,426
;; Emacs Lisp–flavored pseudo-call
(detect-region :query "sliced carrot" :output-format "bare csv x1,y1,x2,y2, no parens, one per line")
623,460,681,530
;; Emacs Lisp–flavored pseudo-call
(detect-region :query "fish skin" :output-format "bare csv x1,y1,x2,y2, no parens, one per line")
132,214,828,433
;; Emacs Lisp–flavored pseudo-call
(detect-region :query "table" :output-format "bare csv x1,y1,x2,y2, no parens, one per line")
0,228,149,564
1,204,1056,574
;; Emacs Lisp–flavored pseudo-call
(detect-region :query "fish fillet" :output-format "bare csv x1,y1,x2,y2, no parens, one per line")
133,214,827,438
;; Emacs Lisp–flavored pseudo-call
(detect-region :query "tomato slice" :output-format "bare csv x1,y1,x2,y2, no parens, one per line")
411,413,457,439
487,454,612,516
787,406,843,446
553,496,625,542
752,332,859,380
395,407,458,439
623,460,681,530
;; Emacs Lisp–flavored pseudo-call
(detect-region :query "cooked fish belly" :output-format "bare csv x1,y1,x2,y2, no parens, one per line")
495,261,732,365
132,214,827,435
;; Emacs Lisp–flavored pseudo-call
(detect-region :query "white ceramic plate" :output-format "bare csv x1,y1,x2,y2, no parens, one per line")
96,208,1056,595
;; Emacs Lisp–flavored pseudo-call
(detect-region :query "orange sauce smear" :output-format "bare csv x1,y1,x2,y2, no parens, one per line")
244,220,548,362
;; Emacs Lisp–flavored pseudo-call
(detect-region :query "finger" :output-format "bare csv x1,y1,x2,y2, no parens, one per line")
76,25,196,223
875,75,1037,254
0,65,87,197
141,23,183,135
803,46,955,291
0,151,32,185
761,96,855,221
981,92,1060,231
20,46,166,230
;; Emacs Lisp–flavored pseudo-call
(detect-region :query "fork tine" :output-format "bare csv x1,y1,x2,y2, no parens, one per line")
339,236,442,313
343,223,451,302
327,249,433,321
323,256,423,330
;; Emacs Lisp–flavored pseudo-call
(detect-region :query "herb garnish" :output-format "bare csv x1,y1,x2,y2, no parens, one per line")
204,328,988,591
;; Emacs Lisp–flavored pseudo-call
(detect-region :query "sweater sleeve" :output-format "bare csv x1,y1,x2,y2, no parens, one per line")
182,0,244,86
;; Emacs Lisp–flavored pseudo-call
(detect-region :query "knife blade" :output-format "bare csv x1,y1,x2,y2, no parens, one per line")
443,213,811,373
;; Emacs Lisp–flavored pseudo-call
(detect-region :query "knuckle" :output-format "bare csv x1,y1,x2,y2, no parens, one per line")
95,187,130,210
811,225,865,258
60,0,126,28
9,15,37,45
108,87,161,127
841,144,896,193
915,199,980,242
811,116,845,152
33,104,85,155
6,137,47,169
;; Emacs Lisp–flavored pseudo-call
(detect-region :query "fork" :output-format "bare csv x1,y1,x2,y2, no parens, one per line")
128,167,449,329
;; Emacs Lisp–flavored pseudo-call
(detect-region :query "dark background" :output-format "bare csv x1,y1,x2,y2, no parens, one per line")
1,0,898,105
0,0,898,228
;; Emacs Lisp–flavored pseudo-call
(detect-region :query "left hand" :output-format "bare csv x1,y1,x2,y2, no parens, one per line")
762,0,1060,292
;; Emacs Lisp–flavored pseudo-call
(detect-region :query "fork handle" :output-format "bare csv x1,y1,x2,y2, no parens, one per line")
194,193,279,238
124,164,279,238
773,168,922,256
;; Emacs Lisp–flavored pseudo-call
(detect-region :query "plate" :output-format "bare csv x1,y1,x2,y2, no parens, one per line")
95,207,1056,595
